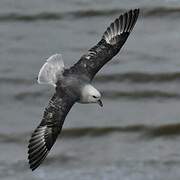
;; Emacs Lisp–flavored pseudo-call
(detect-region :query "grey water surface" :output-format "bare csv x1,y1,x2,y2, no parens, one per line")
1,0,180,179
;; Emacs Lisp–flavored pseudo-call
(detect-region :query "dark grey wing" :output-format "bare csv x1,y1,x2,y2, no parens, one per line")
28,92,75,171
68,9,139,80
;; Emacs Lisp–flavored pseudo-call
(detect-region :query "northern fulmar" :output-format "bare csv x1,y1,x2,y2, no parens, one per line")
28,9,140,171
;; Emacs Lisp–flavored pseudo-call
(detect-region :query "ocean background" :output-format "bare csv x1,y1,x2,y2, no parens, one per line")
1,0,180,179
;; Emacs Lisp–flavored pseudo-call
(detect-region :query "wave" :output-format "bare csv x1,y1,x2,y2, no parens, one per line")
143,6,180,17
96,72,180,83
0,6,180,22
14,90,180,101
0,12,63,22
0,10,119,22
3,72,180,86
1,123,180,144
2,72,180,86
57,123,180,138
0,77,34,85
102,90,180,100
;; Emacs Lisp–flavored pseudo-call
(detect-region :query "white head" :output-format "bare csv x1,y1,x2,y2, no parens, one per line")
81,85,103,106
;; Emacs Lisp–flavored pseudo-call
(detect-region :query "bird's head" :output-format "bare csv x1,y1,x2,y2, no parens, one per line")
81,85,103,107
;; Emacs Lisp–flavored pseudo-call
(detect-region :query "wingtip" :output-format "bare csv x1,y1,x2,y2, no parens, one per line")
131,8,140,15
133,8,140,18
28,126,49,171
102,8,140,44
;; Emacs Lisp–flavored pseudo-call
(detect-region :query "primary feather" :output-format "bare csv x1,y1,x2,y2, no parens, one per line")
102,9,139,44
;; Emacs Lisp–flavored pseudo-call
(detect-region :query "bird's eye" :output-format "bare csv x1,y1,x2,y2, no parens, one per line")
92,95,97,98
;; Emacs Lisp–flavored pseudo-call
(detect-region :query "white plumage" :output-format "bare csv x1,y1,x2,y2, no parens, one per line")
37,54,64,87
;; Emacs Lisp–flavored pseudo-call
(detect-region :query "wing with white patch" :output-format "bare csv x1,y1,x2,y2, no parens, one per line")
69,9,139,80
28,92,75,171
37,54,65,87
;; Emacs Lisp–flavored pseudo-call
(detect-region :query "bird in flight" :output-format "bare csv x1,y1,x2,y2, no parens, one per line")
28,9,140,171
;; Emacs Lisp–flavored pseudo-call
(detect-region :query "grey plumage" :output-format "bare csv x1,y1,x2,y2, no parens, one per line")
28,93,76,170
28,9,139,171
69,9,139,80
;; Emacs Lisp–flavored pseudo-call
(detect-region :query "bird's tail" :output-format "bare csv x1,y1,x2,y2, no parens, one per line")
102,9,139,45
37,54,65,87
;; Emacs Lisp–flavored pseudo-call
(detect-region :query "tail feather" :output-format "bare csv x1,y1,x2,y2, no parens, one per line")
102,9,139,45
37,54,65,87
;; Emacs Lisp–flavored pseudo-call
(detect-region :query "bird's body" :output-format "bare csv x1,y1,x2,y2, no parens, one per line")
56,71,101,104
28,9,140,170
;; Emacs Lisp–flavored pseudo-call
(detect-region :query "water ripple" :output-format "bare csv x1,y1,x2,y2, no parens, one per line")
1,123,180,144
96,72,180,83
0,6,180,22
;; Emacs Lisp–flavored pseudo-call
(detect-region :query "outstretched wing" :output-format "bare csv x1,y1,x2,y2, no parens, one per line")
68,9,139,80
28,92,75,171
